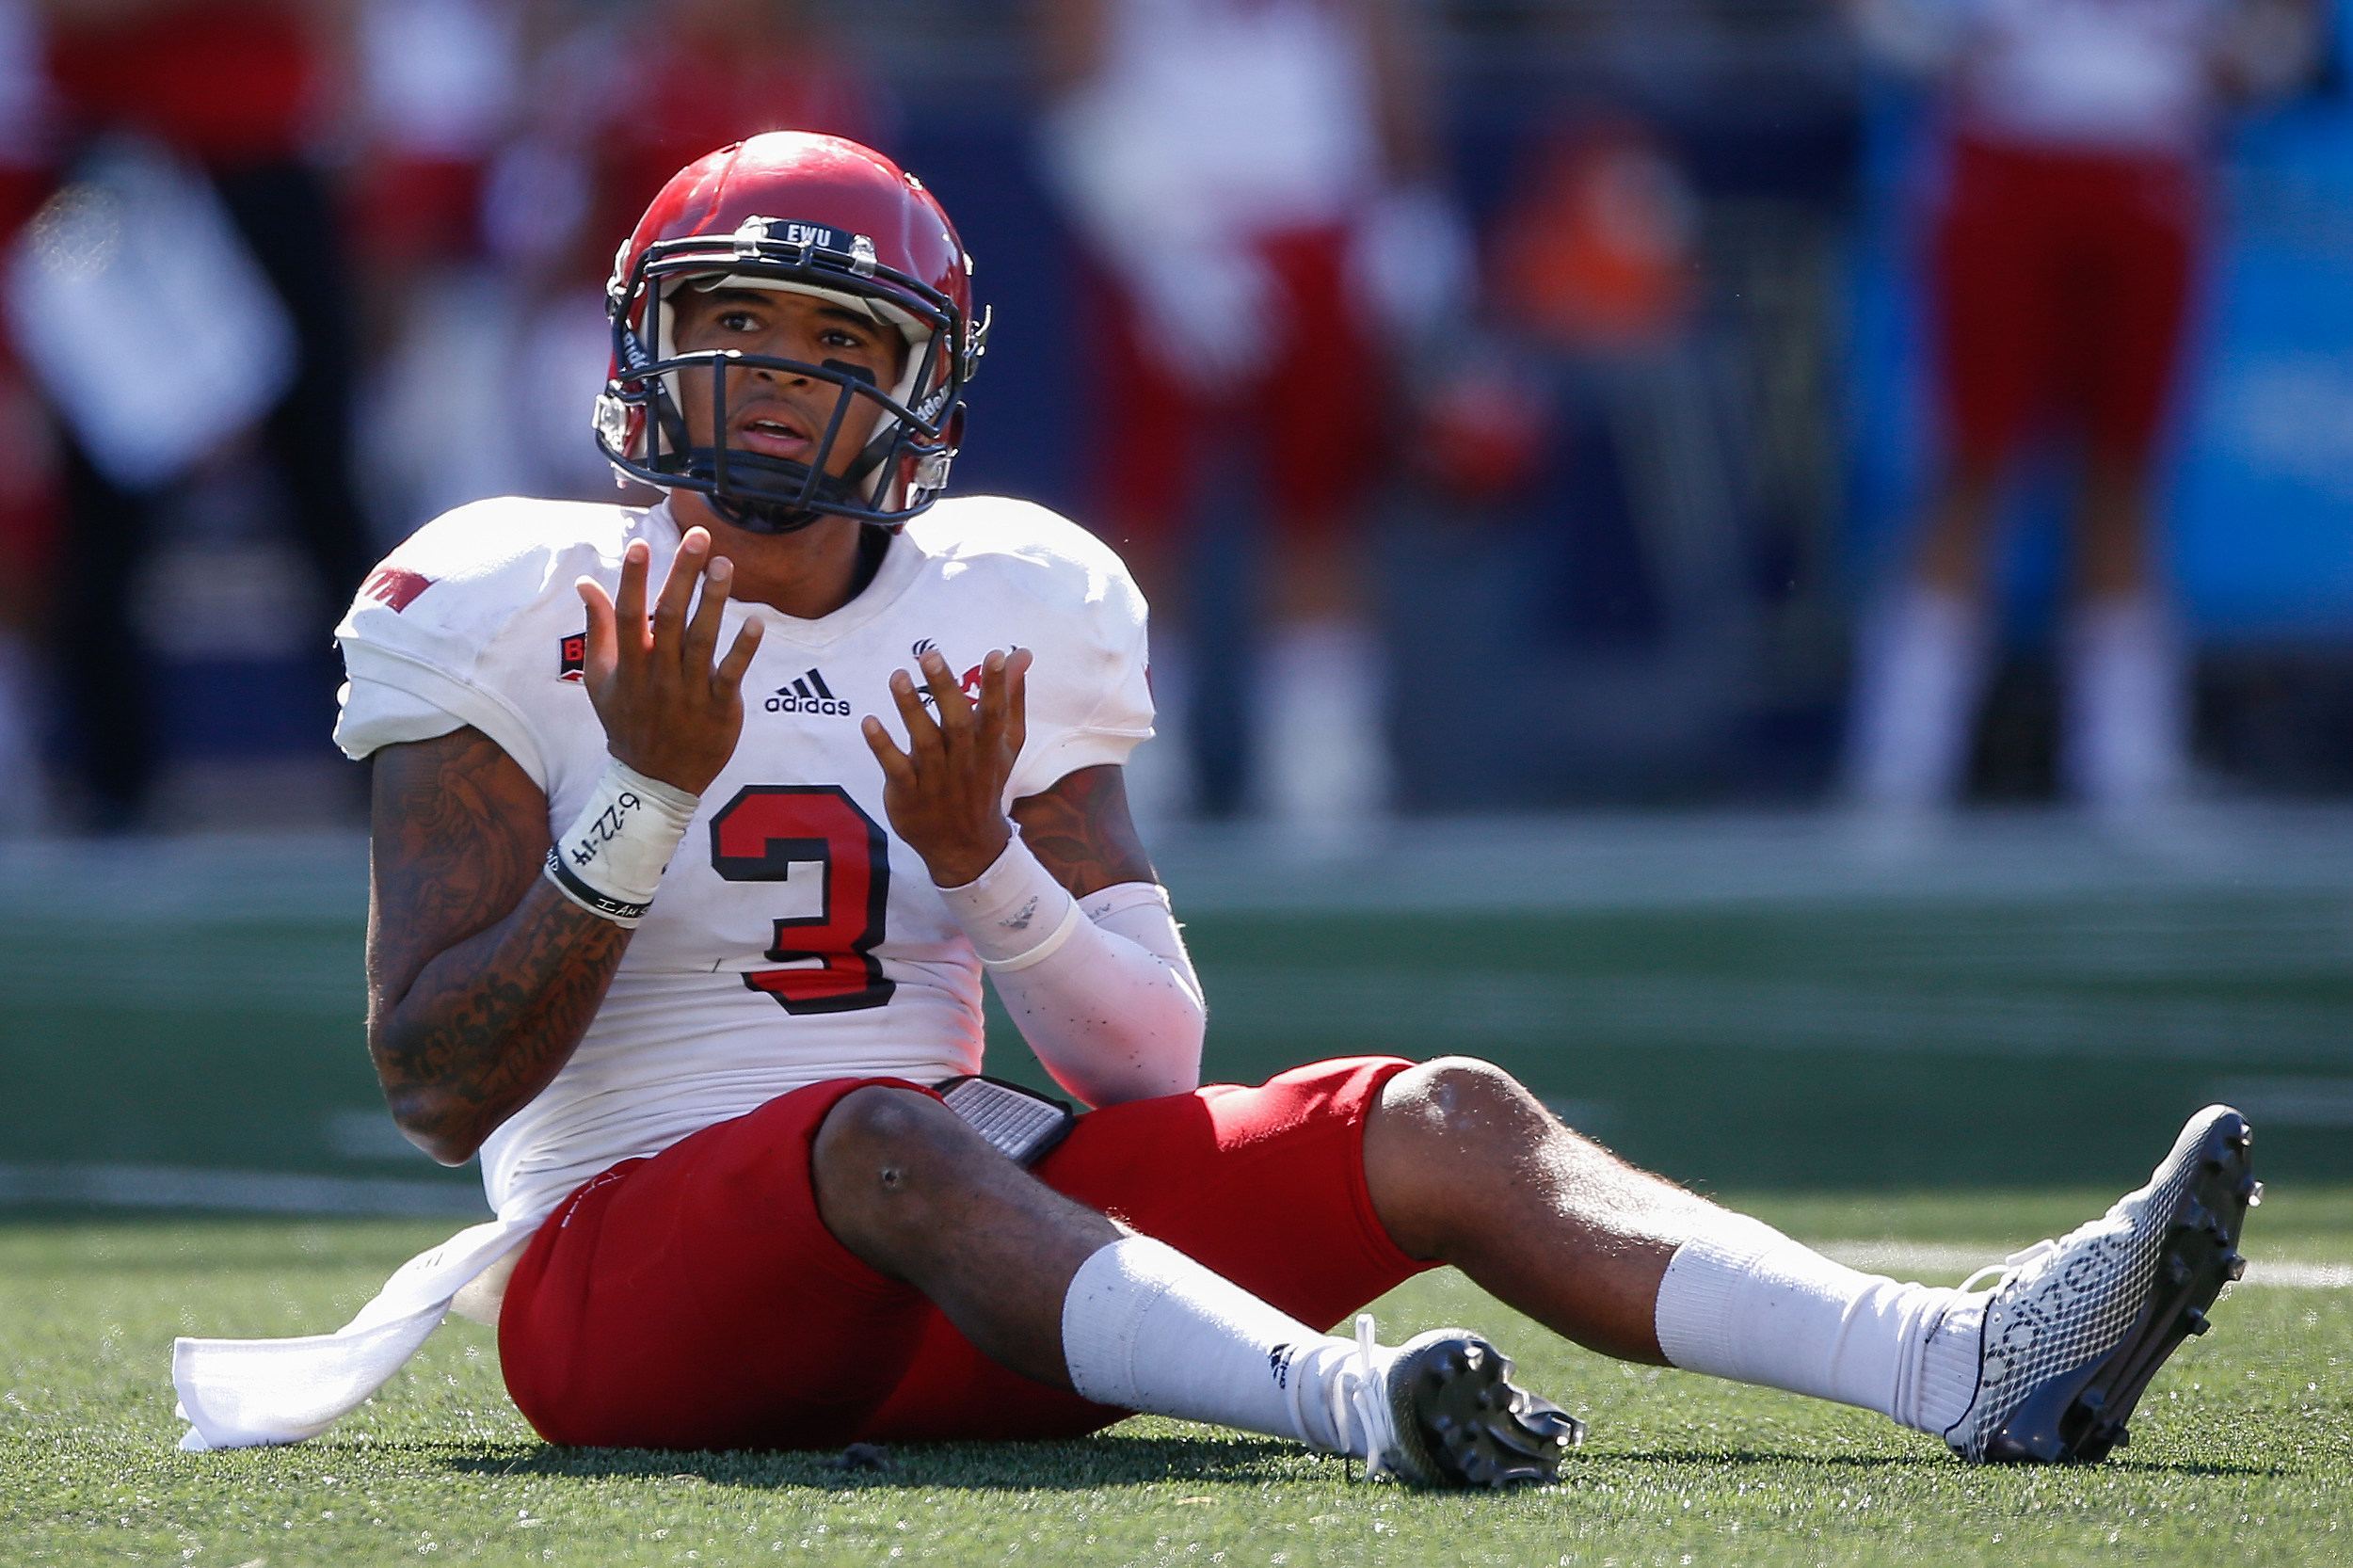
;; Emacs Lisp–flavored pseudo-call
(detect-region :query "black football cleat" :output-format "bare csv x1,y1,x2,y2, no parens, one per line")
1349,1316,1585,1487
1944,1104,2259,1464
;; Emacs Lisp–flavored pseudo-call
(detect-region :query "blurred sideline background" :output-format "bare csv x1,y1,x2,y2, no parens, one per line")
0,0,2347,1208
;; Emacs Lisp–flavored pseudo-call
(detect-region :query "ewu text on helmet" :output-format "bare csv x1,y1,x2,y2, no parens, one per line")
594,134,989,534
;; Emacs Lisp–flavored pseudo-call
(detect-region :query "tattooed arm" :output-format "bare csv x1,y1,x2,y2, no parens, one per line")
366,527,760,1165
1010,763,1156,896
366,728,632,1165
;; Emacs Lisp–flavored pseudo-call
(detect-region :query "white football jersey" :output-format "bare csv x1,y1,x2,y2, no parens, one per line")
335,494,1154,1223
1958,0,2224,154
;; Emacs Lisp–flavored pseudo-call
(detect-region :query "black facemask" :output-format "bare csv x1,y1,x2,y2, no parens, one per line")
663,360,894,535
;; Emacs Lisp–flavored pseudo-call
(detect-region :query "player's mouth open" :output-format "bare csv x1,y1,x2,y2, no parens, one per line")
734,415,810,457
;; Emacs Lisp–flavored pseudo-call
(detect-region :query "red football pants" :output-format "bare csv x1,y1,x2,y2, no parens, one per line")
1933,136,2201,470
1087,225,1384,555
497,1056,1428,1449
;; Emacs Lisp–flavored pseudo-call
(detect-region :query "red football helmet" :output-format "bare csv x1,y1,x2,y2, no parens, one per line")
594,132,987,532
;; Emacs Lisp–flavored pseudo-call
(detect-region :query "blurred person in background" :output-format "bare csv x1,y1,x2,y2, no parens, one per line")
351,0,520,339
480,0,883,505
1490,119,1699,365
0,0,48,835
572,0,880,249
1033,0,1469,839
351,0,528,536
1842,0,2321,833
1474,115,1708,639
25,0,370,831
0,360,54,836
1407,119,1699,516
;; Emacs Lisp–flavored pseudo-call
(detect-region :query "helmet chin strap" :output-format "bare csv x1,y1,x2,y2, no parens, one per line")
704,490,831,536
682,438,893,535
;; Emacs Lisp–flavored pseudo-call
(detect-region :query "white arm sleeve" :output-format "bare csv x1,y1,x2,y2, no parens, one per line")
935,840,1205,1109
994,881,1206,1109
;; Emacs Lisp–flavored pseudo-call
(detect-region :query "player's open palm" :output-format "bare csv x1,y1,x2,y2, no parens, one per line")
575,527,763,795
864,647,1032,887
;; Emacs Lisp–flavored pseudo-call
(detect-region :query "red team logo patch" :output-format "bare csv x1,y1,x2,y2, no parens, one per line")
559,629,587,681
361,567,434,613
909,640,993,710
912,663,987,712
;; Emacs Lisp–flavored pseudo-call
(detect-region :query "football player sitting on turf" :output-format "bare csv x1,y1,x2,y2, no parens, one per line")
174,133,2258,1481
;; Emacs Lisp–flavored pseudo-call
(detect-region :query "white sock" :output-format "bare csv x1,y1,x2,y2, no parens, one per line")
1843,584,1990,810
1653,1215,1984,1436
2061,594,2188,813
1061,1235,1382,1455
1254,616,1390,831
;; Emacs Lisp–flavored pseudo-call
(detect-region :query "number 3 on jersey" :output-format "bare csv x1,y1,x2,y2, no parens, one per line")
709,785,895,1015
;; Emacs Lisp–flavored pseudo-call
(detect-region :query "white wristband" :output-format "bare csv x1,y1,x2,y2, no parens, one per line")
935,834,1082,970
541,760,700,928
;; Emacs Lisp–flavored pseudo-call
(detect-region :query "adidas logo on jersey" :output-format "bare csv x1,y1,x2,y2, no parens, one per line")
766,668,851,715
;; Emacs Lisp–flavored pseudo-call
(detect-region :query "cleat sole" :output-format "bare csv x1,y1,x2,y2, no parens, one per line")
1386,1331,1586,1489
1981,1108,2256,1464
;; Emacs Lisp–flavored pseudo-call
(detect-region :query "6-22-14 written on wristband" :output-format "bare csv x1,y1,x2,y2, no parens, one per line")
540,760,700,928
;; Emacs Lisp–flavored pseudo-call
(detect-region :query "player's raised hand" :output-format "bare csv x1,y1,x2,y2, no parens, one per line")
863,646,1032,887
575,527,763,795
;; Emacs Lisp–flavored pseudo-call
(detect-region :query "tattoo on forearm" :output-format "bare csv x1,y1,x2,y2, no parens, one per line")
367,729,632,1160
1012,764,1156,898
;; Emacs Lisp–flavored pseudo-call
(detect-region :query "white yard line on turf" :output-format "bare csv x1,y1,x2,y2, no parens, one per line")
1817,1240,2349,1288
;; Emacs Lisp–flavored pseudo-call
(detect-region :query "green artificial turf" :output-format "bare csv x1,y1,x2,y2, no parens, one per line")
8,1192,2350,1567
8,826,2351,1561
